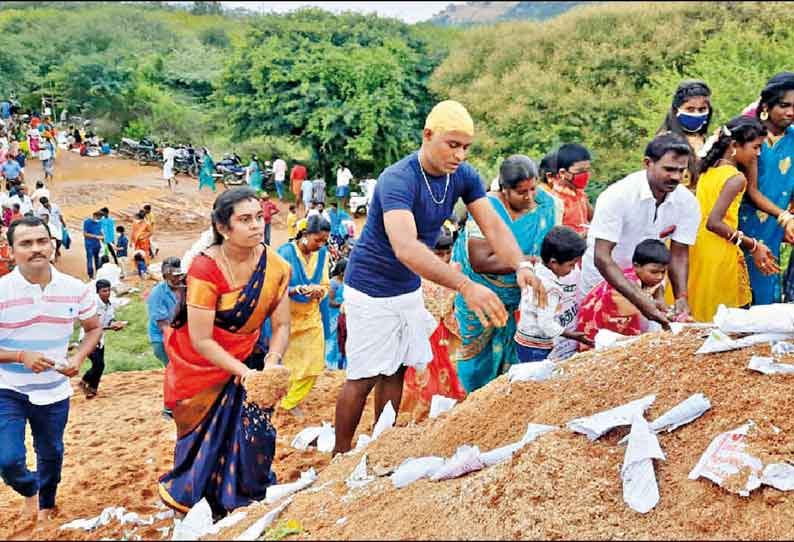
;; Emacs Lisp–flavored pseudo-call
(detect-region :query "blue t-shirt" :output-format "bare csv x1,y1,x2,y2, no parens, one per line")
116,234,129,257
2,160,21,180
345,151,486,297
83,218,103,248
100,216,116,244
0,101,9,119
146,281,178,343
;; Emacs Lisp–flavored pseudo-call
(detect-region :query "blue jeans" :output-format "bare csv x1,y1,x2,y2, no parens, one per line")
264,223,272,246
515,343,552,363
152,341,170,366
274,180,285,200
0,390,70,509
85,242,101,279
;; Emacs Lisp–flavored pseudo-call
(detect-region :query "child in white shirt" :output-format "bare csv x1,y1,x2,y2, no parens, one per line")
515,226,593,362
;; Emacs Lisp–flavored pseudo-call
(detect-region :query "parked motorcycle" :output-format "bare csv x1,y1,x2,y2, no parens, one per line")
118,137,139,159
173,144,199,178
135,137,161,166
215,153,246,188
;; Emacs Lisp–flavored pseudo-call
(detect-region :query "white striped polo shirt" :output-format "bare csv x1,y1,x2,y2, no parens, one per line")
0,266,96,405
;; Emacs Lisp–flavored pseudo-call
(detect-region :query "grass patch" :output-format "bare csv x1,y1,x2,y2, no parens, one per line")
73,292,164,376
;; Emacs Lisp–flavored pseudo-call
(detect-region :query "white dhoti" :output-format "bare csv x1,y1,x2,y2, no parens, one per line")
163,161,174,179
344,285,436,380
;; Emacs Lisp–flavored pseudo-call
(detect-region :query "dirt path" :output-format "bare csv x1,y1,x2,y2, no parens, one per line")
0,151,360,540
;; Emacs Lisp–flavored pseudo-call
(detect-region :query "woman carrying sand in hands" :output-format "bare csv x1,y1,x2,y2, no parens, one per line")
158,187,292,518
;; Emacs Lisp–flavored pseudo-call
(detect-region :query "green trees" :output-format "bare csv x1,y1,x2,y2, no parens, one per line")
218,9,449,179
430,1,794,191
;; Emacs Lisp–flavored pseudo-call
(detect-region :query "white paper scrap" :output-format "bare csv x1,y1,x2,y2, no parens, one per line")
429,395,457,418
265,468,317,504
390,456,446,488
771,341,794,356
371,401,396,441
747,356,794,375
234,497,292,541
621,415,665,513
172,499,213,540
714,303,794,334
507,360,556,383
290,426,323,450
594,329,639,351
480,424,556,467
761,463,794,491
430,445,485,481
566,394,656,441
346,454,375,489
316,422,336,453
688,422,763,496
696,330,794,355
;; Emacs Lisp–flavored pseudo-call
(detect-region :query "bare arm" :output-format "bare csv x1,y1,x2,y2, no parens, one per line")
594,238,669,329
468,237,515,275
266,288,291,368
60,315,102,377
745,161,784,217
467,198,524,272
187,305,249,378
667,241,691,315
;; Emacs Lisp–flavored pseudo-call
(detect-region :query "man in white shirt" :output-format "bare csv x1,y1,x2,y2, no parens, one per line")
579,133,700,329
34,197,65,262
272,157,287,201
31,181,50,208
162,144,177,192
335,163,353,209
78,279,126,398
0,216,101,522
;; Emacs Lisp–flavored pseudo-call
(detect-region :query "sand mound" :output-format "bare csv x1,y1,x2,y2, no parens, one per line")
217,329,794,540
0,370,368,541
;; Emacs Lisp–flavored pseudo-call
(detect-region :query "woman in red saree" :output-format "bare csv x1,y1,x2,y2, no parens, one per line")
158,188,292,518
402,228,466,421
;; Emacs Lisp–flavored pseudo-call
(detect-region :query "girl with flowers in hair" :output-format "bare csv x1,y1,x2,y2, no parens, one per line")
688,116,777,322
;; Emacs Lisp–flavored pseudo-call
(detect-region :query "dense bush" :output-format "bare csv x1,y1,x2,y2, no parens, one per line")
430,1,794,194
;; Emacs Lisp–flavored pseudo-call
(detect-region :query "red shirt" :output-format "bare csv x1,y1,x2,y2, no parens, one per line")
290,165,307,182
552,182,590,236
260,200,279,224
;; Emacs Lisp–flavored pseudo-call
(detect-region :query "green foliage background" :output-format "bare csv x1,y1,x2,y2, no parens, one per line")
1,1,791,193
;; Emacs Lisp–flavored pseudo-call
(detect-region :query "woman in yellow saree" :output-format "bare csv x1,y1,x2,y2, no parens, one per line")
276,216,331,415
158,187,292,518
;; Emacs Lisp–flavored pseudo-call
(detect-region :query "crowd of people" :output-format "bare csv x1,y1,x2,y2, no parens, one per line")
1,70,793,526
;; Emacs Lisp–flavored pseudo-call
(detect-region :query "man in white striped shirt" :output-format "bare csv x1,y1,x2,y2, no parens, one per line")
0,216,102,523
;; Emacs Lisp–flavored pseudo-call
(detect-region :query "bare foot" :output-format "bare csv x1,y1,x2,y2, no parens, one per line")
286,406,305,419
37,507,56,522
23,495,38,522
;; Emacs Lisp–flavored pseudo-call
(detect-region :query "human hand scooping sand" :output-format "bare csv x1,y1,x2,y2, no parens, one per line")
242,365,291,409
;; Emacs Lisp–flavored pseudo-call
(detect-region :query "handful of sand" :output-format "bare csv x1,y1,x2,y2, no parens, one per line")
243,366,291,408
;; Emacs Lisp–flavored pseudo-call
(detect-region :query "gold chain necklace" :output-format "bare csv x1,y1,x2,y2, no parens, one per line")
220,243,254,288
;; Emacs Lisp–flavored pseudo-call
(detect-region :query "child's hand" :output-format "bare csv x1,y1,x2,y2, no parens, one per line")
564,331,594,348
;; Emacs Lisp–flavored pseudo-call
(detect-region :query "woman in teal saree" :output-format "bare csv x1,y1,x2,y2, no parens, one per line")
453,155,556,393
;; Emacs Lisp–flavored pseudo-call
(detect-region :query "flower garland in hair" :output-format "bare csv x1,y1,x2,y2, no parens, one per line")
181,227,215,273
697,125,732,159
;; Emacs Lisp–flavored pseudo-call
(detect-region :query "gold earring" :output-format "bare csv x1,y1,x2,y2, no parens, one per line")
760,110,769,121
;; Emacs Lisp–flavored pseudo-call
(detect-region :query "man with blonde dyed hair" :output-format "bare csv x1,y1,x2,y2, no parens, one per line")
333,100,547,454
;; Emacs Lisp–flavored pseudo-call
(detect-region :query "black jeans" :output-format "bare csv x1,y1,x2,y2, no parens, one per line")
82,345,105,390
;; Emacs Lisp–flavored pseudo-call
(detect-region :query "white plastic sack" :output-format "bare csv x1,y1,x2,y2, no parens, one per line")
60,506,127,531
771,341,794,356
480,423,556,467
172,499,213,540
235,497,292,541
346,454,375,489
747,356,794,375
507,360,556,383
696,330,794,355
566,394,656,441
761,463,794,491
429,395,457,419
621,415,665,513
619,393,711,445
265,468,317,504
353,434,371,453
371,401,396,441
430,445,485,481
688,422,763,496
291,426,323,451
714,303,794,334
594,329,639,351
316,422,336,453
390,456,445,488
650,393,711,433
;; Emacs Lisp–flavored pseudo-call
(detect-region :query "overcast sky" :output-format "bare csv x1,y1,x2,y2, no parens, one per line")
222,2,463,23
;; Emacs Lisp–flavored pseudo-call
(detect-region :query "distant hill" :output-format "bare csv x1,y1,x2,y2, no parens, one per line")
429,1,590,26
